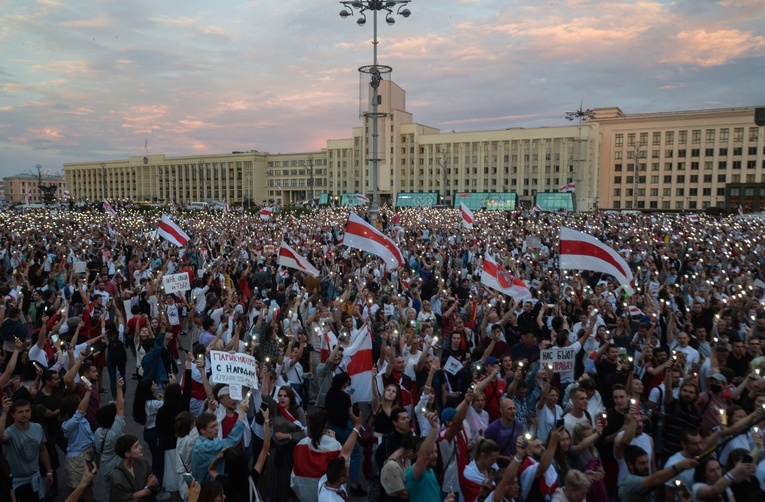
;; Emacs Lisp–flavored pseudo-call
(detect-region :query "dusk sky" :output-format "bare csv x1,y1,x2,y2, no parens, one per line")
1,0,763,178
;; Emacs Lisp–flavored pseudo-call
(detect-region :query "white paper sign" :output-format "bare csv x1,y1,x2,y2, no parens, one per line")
540,347,576,373
443,356,464,376
73,261,87,274
384,304,395,317
229,385,243,401
162,272,190,294
210,350,259,390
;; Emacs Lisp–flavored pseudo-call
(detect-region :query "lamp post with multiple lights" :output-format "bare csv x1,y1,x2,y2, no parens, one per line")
339,0,412,219
564,104,596,209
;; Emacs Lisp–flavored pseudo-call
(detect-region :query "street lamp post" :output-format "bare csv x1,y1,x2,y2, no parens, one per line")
564,103,595,210
435,147,449,205
300,156,315,204
245,174,252,209
340,0,412,219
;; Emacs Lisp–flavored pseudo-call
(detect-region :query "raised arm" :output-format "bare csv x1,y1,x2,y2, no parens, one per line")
412,412,439,481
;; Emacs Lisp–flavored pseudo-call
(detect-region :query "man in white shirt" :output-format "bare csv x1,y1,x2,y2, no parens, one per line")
663,429,703,502
614,411,654,484
669,331,700,371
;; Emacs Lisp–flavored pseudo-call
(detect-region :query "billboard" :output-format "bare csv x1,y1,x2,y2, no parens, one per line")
453,192,518,211
395,192,439,208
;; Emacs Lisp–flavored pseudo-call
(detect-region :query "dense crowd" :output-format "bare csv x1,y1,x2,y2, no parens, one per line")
1,203,765,502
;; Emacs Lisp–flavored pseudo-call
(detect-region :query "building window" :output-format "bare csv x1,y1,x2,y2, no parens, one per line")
650,201,658,208
613,201,621,209
640,132,648,146
666,131,674,144
614,176,622,184
720,129,729,142
719,161,727,169
653,132,661,145
614,164,622,171
692,149,700,157
613,188,621,196
703,188,711,196
733,147,743,155
615,134,623,147
734,128,744,142
717,174,726,182
705,129,715,143
664,175,672,183
663,188,671,196
627,133,635,147
650,188,658,196
615,151,623,159
666,150,673,158
691,130,701,144
678,131,687,144
677,175,685,183
651,175,659,183
662,201,670,209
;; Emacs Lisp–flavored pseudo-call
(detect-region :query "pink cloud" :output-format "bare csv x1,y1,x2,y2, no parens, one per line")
661,29,765,66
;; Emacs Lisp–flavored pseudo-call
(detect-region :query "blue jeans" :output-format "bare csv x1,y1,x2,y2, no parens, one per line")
107,362,127,399
329,421,361,484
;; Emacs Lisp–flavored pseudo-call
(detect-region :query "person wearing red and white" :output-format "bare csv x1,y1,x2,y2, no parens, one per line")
460,438,500,502
518,427,563,500
293,408,362,502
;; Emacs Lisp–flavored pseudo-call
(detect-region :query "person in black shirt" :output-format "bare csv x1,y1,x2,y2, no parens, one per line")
324,372,365,496
594,343,620,409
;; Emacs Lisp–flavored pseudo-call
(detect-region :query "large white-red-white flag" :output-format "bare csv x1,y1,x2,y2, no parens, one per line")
157,215,190,247
356,193,370,205
559,227,634,295
559,182,576,193
340,325,374,403
103,199,117,216
259,207,272,220
342,212,404,269
481,252,531,301
278,242,320,277
459,202,474,229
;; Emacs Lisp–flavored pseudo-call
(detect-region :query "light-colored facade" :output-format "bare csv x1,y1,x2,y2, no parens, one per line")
593,106,765,210
61,82,763,212
64,152,271,205
3,173,65,204
326,81,600,210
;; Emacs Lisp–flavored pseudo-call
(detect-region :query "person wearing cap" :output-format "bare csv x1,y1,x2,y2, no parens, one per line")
478,357,505,423
697,372,731,429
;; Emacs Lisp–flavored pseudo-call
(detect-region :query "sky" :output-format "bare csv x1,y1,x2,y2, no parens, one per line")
1,0,764,178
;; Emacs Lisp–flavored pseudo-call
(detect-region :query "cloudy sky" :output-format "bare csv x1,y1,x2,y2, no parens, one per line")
1,0,763,177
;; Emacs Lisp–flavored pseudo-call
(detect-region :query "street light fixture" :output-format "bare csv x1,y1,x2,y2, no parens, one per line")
564,103,596,210
632,144,645,210
339,0,412,219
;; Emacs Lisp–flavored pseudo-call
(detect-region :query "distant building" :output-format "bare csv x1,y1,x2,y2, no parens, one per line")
3,173,65,204
62,82,764,212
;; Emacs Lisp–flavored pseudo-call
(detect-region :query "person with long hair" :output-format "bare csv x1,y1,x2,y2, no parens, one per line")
461,438,500,501
110,434,160,502
569,422,607,502
157,382,185,502
372,371,403,437
263,384,306,501
132,377,165,483
324,372,365,496
196,480,225,502
291,408,363,502
692,455,755,501
551,427,573,486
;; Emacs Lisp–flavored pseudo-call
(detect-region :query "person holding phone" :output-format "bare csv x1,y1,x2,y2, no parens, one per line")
323,372,365,496
60,374,95,501
110,435,160,502
536,383,563,444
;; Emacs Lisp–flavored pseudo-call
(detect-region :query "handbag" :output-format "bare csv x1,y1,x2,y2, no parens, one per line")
248,476,263,502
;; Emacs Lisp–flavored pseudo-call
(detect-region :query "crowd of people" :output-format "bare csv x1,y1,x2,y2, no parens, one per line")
1,202,765,502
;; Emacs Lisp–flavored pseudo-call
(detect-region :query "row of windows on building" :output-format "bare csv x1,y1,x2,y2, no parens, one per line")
615,172,765,186
267,159,328,168
614,127,761,147
614,146,764,160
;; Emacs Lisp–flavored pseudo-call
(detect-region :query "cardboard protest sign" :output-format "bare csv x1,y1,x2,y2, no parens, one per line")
162,272,190,294
540,347,576,373
210,351,259,390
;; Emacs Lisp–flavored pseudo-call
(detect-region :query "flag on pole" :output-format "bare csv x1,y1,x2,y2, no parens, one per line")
481,252,531,301
459,202,474,229
628,305,645,318
25,191,31,206
533,204,542,213
559,227,634,295
559,182,576,193
342,212,404,269
278,242,320,277
157,214,190,247
340,325,374,403
739,205,744,216
222,198,229,214
356,193,370,205
685,214,699,222
275,183,282,192
259,207,272,220
103,199,117,216
62,189,71,199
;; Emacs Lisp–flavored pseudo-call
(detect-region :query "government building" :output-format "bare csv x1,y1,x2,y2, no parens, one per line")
63,81,764,212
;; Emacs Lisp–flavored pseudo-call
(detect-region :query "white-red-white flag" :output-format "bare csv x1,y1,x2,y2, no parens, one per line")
481,252,531,301
459,202,474,229
222,198,229,214
278,242,320,277
340,325,374,403
259,207,272,220
559,182,576,193
275,183,282,192
103,199,117,216
356,193,370,205
739,205,744,217
25,191,31,206
342,212,404,269
533,204,542,212
62,189,71,198
685,214,699,222
559,227,634,295
628,305,645,318
157,214,190,247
